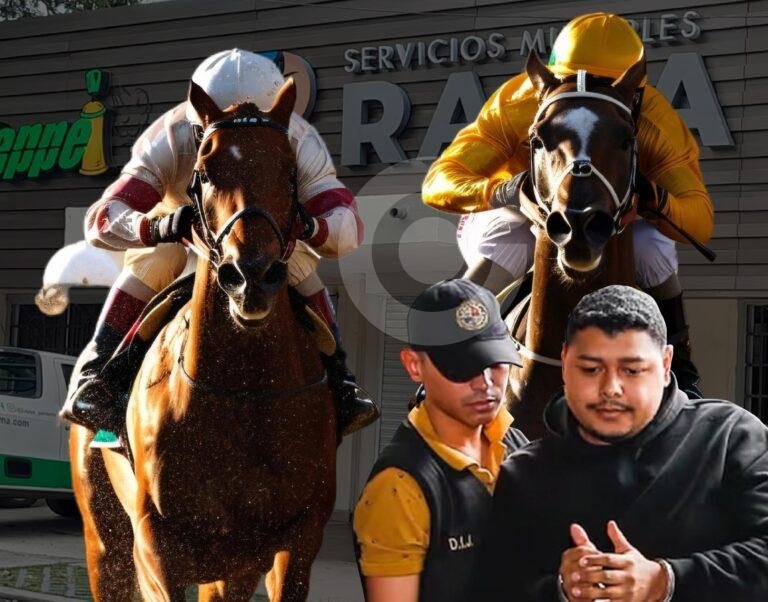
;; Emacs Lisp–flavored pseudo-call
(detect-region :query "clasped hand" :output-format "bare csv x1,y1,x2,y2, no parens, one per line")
558,521,668,602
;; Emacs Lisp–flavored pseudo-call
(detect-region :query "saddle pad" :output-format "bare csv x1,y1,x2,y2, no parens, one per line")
134,274,194,344
304,305,336,356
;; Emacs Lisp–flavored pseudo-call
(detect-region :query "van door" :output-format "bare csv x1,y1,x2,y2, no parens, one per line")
0,350,62,490
54,359,75,462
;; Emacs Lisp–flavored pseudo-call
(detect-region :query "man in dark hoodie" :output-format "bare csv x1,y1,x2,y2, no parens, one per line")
476,285,768,602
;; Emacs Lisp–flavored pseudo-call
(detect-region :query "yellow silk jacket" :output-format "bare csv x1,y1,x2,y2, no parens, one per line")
422,73,714,244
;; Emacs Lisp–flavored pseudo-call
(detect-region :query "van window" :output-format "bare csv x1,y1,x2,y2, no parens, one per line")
60,363,74,388
0,352,39,398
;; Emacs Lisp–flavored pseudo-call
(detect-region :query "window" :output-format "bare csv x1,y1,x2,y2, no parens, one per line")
744,304,768,425
0,351,39,398
60,363,75,388
10,302,102,356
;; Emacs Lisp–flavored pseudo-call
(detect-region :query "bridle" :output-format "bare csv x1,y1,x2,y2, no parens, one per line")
511,71,643,367
180,114,328,400
524,69,640,237
186,115,299,270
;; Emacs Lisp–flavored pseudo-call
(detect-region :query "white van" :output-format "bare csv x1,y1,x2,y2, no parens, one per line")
0,346,79,516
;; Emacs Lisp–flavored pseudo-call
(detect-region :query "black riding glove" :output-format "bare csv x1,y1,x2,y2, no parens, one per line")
489,171,530,210
293,203,318,241
635,172,669,218
148,205,195,246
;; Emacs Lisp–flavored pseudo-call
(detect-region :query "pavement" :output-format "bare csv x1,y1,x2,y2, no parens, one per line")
0,501,363,601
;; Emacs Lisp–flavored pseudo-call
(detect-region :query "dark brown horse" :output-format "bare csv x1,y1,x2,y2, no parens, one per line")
70,78,337,601
507,52,645,438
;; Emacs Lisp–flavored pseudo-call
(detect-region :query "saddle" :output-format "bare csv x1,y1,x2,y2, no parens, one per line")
89,275,334,449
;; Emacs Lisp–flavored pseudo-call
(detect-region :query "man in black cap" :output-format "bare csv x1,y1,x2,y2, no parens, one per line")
353,278,528,602
476,284,768,602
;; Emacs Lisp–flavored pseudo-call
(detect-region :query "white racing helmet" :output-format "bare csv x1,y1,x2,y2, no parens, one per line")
186,48,285,125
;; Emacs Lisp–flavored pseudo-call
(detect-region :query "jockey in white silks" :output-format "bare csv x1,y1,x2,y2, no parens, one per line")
59,49,378,437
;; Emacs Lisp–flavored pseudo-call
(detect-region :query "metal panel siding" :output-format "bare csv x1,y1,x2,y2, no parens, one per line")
0,0,763,297
378,296,414,452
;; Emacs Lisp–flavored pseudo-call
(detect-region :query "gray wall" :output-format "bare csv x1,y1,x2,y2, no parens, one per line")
0,0,764,297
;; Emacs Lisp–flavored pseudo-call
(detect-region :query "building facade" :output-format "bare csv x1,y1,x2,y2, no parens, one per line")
0,0,765,516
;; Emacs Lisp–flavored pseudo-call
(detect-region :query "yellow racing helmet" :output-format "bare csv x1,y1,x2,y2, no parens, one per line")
547,13,645,81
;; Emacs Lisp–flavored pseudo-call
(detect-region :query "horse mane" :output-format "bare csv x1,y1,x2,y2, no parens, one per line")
225,101,270,120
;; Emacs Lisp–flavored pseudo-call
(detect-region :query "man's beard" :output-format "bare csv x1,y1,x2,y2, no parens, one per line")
576,401,636,444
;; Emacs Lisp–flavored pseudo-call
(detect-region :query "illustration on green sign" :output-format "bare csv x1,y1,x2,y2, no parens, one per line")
0,69,111,181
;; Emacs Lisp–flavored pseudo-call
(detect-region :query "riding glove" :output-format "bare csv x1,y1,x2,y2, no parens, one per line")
148,205,195,245
635,173,669,218
490,171,530,210
293,203,319,241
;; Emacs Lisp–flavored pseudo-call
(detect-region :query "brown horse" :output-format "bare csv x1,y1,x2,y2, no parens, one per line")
70,79,337,601
507,52,645,438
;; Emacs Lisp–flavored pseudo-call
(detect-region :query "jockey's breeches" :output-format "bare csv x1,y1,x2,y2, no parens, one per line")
123,240,321,293
457,207,677,289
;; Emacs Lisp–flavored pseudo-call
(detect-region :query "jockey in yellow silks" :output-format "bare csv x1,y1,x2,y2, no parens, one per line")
61,49,378,436
422,13,712,396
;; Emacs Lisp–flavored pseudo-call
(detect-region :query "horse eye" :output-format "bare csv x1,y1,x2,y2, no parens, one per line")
531,137,544,151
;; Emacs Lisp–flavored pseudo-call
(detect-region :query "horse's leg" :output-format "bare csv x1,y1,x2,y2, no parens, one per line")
265,511,328,602
265,550,292,600
197,571,262,602
70,425,137,601
132,510,190,602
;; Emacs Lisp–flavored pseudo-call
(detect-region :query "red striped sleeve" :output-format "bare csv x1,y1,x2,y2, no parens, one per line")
304,187,364,246
94,204,111,235
103,174,162,213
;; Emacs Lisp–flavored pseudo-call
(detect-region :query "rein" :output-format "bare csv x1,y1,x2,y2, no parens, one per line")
178,349,328,401
185,115,299,269
508,290,562,367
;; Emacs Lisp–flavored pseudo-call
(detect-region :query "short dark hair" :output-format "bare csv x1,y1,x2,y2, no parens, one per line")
565,285,667,348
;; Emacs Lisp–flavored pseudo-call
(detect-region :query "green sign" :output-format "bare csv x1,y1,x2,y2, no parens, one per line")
0,120,91,179
0,69,111,181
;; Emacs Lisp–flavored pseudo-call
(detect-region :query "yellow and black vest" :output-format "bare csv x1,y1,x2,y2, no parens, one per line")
357,419,527,601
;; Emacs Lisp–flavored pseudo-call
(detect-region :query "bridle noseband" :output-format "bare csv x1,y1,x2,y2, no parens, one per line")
186,115,299,269
526,70,640,236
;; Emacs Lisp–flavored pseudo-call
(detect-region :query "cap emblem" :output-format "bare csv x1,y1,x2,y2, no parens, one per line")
455,299,489,331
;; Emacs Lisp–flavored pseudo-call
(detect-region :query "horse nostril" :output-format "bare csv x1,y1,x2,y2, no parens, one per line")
583,211,616,248
545,211,572,246
261,261,287,287
237,259,271,283
217,261,245,294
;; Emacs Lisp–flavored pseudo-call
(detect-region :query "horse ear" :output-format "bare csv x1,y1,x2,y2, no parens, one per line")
526,50,559,94
268,77,296,127
612,56,646,99
188,81,224,126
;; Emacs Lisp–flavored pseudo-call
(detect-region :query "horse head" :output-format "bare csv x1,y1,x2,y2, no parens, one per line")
525,50,645,277
187,78,298,327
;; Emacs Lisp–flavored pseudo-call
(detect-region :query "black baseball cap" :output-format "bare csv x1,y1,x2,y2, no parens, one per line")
407,279,522,382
